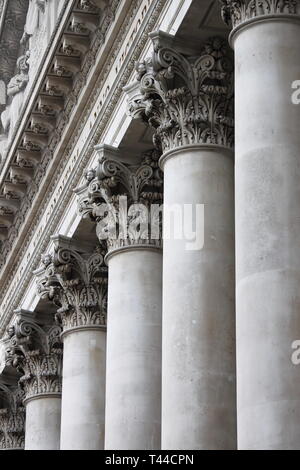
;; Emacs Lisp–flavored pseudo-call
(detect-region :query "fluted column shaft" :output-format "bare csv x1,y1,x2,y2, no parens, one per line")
222,0,300,449
105,246,162,450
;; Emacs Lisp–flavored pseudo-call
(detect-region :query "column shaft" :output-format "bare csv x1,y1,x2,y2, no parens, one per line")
105,247,162,450
161,145,236,449
34,236,108,450
233,18,300,449
25,396,61,450
60,328,106,450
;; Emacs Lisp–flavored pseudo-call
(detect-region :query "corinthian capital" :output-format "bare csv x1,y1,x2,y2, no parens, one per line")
220,0,300,29
35,236,108,333
128,33,234,153
5,311,63,402
75,146,163,252
0,377,25,450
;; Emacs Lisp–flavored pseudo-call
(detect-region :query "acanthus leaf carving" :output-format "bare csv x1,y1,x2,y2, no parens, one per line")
128,34,234,153
5,311,63,401
0,380,25,450
220,0,300,29
35,236,108,331
75,147,163,252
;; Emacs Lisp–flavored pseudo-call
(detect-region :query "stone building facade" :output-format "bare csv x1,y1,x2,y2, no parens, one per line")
0,0,299,450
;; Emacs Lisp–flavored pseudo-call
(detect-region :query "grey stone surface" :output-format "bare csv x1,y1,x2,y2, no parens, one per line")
233,18,300,450
105,247,162,450
60,328,106,450
160,145,236,450
25,396,61,450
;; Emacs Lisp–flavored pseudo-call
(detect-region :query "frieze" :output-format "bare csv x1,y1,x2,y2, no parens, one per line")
0,0,120,260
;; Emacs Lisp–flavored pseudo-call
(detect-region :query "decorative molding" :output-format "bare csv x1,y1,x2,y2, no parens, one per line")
0,0,166,337
220,0,300,30
35,235,108,332
0,378,25,450
0,0,120,258
5,310,63,401
128,31,234,154
75,145,163,251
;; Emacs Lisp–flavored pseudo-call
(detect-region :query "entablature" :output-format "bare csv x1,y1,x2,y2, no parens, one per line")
0,0,227,340
0,0,170,337
0,0,121,256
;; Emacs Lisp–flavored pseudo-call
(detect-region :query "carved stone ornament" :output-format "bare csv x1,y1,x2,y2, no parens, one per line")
0,0,119,257
35,236,108,332
75,146,163,251
129,33,234,153
220,0,300,29
0,380,25,450
5,311,63,401
0,0,29,84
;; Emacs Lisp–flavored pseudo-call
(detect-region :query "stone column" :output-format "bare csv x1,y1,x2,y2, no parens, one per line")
5,310,62,450
76,147,163,449
129,32,236,449
105,246,162,450
35,236,107,450
0,377,25,450
221,0,300,450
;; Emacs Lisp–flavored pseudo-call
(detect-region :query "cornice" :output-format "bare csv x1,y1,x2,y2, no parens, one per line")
0,0,119,258
0,0,166,337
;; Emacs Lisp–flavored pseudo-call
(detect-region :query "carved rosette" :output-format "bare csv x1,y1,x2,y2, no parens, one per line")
0,384,25,450
5,313,63,402
36,237,108,332
220,0,300,29
76,149,163,252
129,35,234,153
